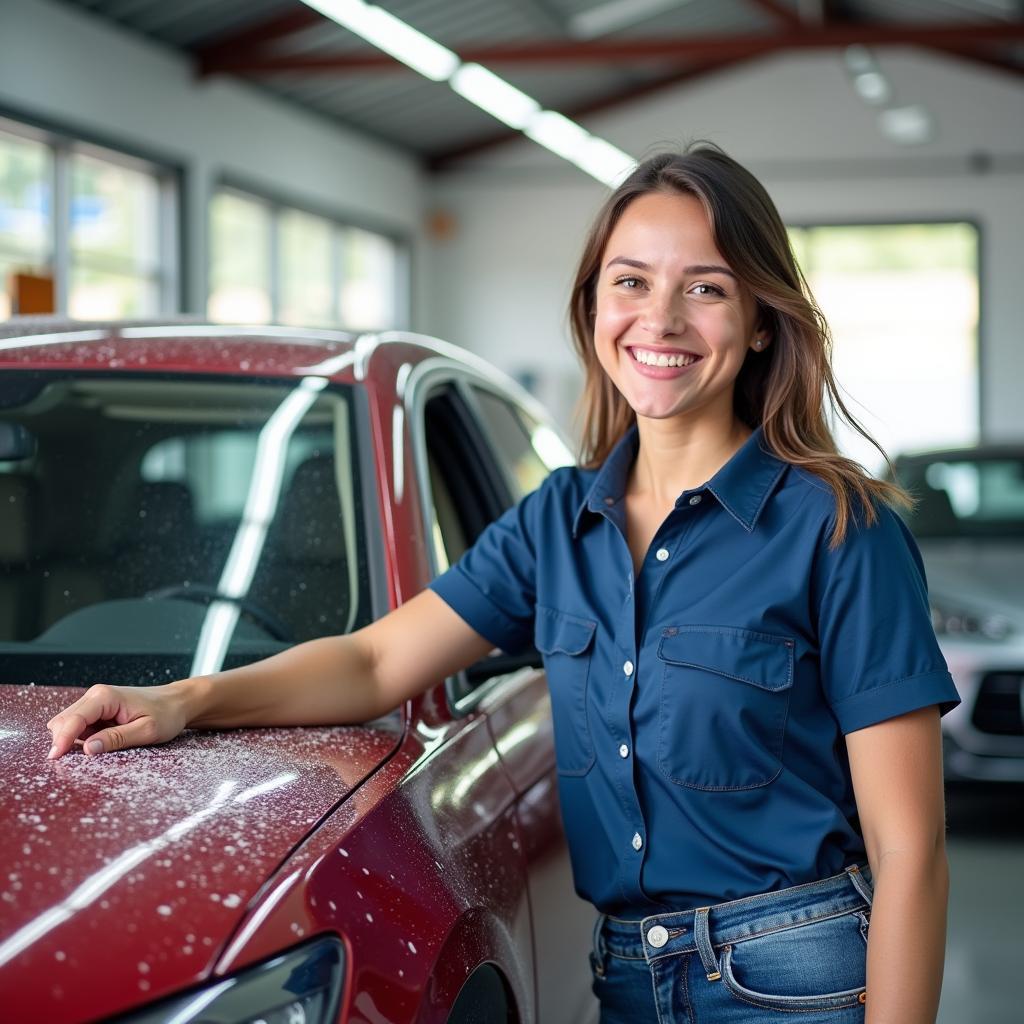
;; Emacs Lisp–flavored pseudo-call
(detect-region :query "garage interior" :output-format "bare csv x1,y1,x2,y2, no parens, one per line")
1,1,1022,1021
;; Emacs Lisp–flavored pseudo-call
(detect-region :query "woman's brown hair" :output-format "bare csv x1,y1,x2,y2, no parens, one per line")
568,143,911,548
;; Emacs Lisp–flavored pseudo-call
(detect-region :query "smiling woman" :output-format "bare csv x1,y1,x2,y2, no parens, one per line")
36,147,962,1024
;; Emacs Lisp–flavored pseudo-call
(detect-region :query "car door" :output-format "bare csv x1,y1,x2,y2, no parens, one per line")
462,383,599,1024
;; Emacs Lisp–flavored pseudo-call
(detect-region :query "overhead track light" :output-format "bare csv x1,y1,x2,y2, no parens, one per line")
299,0,638,187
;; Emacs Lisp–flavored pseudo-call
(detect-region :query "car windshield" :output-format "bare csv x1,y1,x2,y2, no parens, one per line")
0,372,373,686
897,454,1024,539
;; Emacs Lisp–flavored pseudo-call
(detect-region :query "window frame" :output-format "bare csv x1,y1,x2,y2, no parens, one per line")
209,178,411,332
0,110,181,318
405,361,552,716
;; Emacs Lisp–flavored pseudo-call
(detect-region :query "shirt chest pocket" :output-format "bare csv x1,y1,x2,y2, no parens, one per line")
535,605,598,777
657,626,795,791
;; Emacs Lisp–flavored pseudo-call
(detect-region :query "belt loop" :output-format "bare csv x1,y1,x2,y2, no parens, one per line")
693,906,721,982
845,863,875,906
591,912,608,978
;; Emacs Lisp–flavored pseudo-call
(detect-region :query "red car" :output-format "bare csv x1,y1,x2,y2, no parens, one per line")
0,322,597,1024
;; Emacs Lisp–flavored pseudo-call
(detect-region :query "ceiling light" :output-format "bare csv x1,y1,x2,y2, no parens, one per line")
571,136,638,188
450,64,540,129
878,105,935,145
843,44,877,76
524,111,591,162
302,0,459,81
853,71,891,105
299,0,638,186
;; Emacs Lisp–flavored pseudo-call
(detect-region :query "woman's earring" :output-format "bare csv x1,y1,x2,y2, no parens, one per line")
754,338,764,350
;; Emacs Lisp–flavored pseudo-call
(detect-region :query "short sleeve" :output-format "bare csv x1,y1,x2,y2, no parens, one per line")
814,500,961,734
427,486,541,655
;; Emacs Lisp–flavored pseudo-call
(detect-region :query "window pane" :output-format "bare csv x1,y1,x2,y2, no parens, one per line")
1,130,51,318
71,151,160,272
340,227,397,330
472,388,552,497
0,130,50,258
279,208,334,327
209,191,272,323
68,265,159,319
789,222,978,473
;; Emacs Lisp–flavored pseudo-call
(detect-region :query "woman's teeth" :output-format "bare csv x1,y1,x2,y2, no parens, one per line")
632,349,699,368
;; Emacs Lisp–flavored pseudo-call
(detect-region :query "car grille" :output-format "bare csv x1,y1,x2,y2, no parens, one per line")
971,672,1024,736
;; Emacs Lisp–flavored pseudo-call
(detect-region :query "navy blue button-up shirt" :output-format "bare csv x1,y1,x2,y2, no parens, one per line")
429,425,961,914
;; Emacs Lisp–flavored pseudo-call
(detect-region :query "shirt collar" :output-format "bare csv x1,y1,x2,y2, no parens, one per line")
572,423,787,538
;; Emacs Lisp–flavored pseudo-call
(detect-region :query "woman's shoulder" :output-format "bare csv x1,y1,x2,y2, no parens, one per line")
783,464,907,545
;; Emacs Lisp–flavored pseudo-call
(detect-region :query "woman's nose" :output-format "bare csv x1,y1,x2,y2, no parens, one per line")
640,294,685,336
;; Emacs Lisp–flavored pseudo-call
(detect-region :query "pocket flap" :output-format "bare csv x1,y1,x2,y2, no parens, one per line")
658,626,793,692
535,605,597,656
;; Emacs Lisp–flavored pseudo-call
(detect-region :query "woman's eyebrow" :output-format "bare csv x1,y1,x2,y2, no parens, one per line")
604,255,736,279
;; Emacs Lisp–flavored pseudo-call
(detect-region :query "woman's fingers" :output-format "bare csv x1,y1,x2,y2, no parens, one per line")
46,685,134,759
73,717,161,756
46,683,186,759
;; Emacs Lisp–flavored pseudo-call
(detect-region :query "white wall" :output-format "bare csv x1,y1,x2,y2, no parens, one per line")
0,0,427,322
424,50,1024,442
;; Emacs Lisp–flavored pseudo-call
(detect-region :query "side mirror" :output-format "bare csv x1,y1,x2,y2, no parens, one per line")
0,421,38,461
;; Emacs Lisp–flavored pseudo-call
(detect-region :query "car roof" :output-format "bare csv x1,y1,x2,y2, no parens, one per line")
0,318,361,379
895,444,1024,464
0,320,560,431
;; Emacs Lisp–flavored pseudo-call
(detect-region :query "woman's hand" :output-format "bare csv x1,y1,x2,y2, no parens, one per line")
46,683,190,760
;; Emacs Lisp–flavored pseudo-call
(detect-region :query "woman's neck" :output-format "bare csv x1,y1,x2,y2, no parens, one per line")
629,413,752,508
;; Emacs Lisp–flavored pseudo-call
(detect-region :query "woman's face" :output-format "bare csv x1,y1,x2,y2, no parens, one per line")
593,190,763,426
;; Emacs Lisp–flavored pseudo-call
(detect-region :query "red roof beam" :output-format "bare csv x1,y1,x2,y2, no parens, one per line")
198,20,1024,76
195,8,324,73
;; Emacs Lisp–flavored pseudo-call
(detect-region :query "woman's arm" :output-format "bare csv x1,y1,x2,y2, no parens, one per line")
46,589,495,758
846,704,950,1024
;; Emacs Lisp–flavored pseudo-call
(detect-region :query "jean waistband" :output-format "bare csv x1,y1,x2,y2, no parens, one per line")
593,863,874,976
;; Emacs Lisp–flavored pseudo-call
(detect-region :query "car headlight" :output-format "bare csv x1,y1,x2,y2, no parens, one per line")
120,937,344,1024
930,603,1014,641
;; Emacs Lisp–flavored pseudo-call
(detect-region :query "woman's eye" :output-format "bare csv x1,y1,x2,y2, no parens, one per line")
691,283,725,297
613,275,645,290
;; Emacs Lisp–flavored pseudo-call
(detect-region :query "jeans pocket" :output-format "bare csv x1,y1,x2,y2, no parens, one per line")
718,908,868,1012
657,625,794,791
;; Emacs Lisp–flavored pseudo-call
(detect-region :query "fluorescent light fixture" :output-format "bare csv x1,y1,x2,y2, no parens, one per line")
878,105,934,145
571,136,638,188
843,44,876,76
524,110,591,161
853,70,891,105
450,63,541,129
569,0,693,40
302,0,459,81
298,1,638,187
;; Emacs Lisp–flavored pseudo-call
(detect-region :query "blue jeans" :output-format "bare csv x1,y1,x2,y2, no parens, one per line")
590,863,874,1023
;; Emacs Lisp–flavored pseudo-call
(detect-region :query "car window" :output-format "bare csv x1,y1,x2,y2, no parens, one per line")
469,387,554,499
898,455,1024,538
422,385,511,573
0,373,373,684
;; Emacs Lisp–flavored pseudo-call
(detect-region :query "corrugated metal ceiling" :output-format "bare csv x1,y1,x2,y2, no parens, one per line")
52,0,1024,166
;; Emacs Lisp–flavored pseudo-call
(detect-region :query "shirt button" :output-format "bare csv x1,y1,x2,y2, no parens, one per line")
688,494,702,506
619,744,629,758
604,496,615,506
647,925,669,948
655,548,669,561
631,832,643,851
623,660,634,676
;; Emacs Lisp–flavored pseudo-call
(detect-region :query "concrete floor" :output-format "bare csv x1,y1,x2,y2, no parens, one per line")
940,782,1024,1024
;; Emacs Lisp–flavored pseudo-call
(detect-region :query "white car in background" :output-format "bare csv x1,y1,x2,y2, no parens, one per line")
891,446,1024,783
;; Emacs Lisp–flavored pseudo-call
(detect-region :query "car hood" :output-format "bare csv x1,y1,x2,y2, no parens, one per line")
0,685,401,1021
919,539,1024,627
